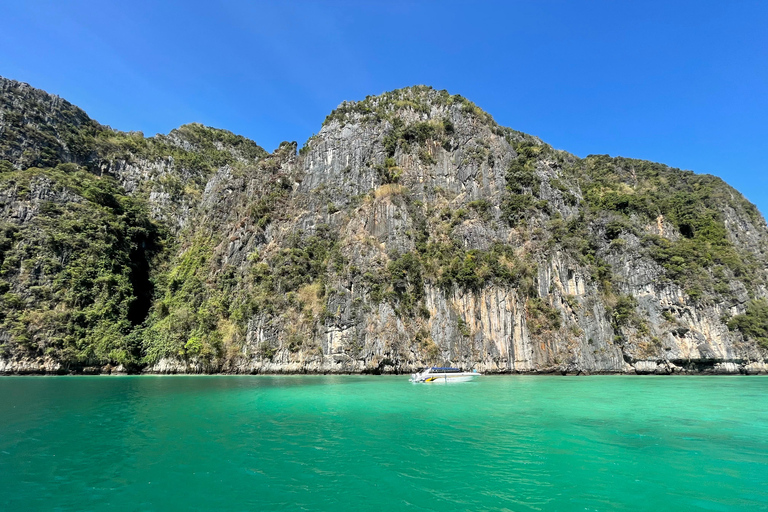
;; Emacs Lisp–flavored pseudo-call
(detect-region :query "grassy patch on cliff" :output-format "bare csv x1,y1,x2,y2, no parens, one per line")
727,299,768,348
0,164,164,368
502,141,549,225
322,86,495,128
142,236,244,367
569,155,765,302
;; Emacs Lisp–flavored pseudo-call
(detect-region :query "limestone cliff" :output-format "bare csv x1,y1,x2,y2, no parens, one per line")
1,77,766,374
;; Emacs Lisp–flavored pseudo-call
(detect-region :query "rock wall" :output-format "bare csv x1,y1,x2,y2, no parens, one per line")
1,78,767,375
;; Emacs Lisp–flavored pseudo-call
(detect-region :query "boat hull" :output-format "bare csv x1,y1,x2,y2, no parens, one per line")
410,372,480,383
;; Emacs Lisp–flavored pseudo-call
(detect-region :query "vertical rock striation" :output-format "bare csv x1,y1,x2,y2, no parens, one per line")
0,78,766,374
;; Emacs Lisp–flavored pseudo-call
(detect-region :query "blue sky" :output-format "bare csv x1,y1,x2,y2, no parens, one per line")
2,1,767,213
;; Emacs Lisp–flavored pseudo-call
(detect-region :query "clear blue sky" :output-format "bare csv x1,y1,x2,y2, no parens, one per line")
2,1,767,213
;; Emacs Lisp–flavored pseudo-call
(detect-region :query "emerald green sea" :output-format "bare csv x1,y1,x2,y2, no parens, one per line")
1,376,766,511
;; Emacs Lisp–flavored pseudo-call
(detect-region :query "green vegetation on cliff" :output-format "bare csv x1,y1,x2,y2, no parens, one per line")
1,78,767,373
578,155,764,301
728,299,768,349
0,164,163,368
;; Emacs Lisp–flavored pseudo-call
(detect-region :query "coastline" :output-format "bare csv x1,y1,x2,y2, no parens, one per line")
2,358,766,376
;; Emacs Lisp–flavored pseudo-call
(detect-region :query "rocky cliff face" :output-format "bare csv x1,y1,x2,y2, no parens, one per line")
1,77,766,374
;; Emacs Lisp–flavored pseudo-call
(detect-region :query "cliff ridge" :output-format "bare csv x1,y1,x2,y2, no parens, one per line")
1,78,766,374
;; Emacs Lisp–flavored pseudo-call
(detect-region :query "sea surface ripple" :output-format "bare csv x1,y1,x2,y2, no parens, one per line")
1,375,766,511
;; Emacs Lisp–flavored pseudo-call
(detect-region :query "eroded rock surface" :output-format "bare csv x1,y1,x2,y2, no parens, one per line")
1,78,766,374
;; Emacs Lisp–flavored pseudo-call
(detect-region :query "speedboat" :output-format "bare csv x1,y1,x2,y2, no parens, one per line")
409,367,481,383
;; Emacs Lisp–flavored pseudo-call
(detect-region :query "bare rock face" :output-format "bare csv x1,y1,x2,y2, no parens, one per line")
1,78,767,374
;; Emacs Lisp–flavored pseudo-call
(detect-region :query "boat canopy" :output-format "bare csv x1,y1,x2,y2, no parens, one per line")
429,367,462,372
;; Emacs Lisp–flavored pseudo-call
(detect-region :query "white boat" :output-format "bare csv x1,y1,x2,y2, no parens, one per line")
409,367,481,383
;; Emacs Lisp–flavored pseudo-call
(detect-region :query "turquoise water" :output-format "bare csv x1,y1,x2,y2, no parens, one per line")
1,376,767,511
